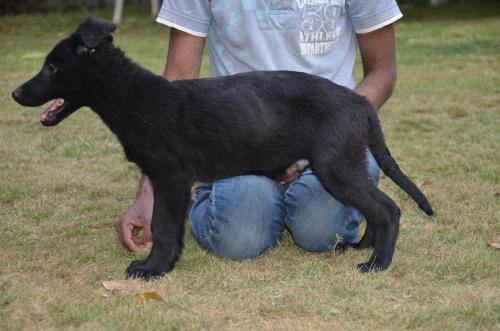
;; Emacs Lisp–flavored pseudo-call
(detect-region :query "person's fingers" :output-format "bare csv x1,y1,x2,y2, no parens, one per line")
119,217,144,252
280,175,296,185
280,177,296,185
288,163,298,176
283,165,298,178
279,163,299,185
278,159,310,185
296,159,310,171
143,218,153,244
280,176,297,185
131,220,152,252
121,229,139,252
132,234,144,245
131,218,152,250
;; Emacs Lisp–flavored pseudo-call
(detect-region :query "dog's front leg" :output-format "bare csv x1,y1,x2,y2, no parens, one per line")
126,176,191,280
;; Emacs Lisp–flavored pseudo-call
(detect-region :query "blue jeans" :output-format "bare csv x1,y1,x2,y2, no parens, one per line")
188,152,380,260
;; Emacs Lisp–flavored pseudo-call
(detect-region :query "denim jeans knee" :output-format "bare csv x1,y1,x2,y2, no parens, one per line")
284,151,380,252
188,175,286,260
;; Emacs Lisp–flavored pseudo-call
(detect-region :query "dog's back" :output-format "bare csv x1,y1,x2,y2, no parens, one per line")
166,71,370,180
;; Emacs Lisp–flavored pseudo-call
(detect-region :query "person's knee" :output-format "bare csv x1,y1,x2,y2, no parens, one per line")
189,175,286,260
290,225,339,252
285,171,348,252
211,226,281,260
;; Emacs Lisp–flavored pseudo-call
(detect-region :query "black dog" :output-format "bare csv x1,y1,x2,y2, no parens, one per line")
12,17,433,279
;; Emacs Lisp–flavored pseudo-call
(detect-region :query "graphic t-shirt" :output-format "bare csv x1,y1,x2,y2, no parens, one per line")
157,0,402,88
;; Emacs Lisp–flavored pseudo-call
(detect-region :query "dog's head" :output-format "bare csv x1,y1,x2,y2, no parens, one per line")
11,17,116,126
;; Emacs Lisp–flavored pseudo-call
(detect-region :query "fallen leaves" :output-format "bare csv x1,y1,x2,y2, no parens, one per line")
97,279,166,308
94,279,142,299
94,279,141,298
136,291,166,308
101,279,141,291
489,242,500,250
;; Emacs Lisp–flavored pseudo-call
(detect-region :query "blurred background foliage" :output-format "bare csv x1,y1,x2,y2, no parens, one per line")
1,0,498,15
0,0,148,14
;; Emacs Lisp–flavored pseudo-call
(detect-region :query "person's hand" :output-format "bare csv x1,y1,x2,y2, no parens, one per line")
116,215,152,252
278,159,310,185
116,177,154,252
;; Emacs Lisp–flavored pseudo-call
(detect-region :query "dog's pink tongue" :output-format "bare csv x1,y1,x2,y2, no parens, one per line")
41,99,64,121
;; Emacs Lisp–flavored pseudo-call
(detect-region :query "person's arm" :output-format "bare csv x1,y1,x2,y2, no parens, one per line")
116,28,205,252
163,28,206,80
354,24,397,110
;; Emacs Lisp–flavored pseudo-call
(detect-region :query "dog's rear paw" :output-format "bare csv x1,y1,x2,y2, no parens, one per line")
126,259,170,280
356,260,389,273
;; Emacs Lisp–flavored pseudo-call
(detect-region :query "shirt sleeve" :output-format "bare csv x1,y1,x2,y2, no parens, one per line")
346,0,403,34
156,0,211,37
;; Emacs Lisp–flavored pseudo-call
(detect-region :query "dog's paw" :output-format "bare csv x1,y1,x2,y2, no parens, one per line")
356,260,389,273
126,259,169,280
356,262,373,273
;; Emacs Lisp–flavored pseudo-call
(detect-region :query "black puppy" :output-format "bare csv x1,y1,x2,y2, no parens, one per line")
12,17,433,279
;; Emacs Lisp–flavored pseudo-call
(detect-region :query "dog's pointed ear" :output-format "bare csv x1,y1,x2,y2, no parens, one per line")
77,16,116,48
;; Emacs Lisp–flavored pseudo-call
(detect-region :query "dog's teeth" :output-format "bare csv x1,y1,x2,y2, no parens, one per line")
48,99,64,111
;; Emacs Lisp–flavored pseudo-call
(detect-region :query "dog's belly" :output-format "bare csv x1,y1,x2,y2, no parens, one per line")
187,134,311,182
193,158,297,182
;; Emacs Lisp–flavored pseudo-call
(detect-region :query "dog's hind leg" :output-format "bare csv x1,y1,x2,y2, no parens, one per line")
354,223,375,250
353,178,402,252
356,187,401,272
126,174,191,279
313,159,399,272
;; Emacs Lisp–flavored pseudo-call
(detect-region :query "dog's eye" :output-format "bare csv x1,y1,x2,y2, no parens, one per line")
47,63,58,76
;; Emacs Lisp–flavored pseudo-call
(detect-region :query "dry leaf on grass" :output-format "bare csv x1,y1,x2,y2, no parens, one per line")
136,291,165,308
489,242,500,250
101,279,141,291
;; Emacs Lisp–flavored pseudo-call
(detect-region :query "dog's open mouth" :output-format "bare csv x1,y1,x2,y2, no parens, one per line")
40,99,77,126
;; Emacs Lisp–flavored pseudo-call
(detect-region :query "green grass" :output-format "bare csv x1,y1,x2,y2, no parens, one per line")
1,4,499,330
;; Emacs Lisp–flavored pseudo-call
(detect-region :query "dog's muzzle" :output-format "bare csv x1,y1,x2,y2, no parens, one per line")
40,99,77,126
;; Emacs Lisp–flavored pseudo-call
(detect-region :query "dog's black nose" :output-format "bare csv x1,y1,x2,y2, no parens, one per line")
12,87,23,102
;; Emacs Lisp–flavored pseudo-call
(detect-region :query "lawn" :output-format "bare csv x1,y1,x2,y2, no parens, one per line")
0,3,499,330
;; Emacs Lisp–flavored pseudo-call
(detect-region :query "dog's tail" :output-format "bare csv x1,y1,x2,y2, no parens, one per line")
367,111,434,216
